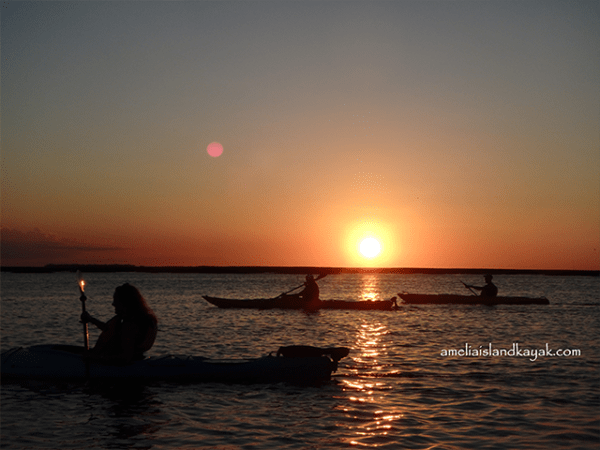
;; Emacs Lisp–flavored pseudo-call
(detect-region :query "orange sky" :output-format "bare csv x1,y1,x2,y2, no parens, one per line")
2,1,599,270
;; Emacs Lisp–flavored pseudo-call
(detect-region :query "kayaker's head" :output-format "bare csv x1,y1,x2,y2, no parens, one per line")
484,274,493,283
112,283,155,319
306,274,314,282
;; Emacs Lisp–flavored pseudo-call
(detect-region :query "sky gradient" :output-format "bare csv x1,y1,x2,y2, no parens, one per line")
2,1,599,270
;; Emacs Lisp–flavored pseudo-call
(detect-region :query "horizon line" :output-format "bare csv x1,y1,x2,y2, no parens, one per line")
1,264,598,276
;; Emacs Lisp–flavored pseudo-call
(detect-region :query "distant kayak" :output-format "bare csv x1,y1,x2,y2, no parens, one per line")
1,344,349,384
398,294,549,305
202,295,398,310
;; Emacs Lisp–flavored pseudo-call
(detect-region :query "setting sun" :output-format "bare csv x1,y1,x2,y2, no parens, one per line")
342,220,399,267
360,237,381,258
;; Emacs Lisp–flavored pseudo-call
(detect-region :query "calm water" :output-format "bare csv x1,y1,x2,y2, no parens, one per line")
1,272,599,449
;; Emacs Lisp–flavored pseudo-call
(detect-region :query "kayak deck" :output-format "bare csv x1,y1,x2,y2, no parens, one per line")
1,344,346,384
202,295,398,310
399,294,549,305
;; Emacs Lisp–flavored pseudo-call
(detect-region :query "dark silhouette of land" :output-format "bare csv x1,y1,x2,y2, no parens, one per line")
1,264,597,277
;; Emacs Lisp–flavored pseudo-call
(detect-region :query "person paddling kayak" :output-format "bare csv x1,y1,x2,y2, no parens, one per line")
464,274,498,298
298,274,320,302
81,283,158,364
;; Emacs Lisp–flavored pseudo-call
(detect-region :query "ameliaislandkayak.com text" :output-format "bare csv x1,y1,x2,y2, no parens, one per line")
440,343,581,362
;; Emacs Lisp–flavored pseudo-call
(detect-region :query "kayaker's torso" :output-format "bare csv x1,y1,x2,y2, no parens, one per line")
480,283,498,297
95,315,157,361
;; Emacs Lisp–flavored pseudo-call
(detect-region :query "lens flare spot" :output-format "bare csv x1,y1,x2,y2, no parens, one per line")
360,237,381,258
207,142,223,157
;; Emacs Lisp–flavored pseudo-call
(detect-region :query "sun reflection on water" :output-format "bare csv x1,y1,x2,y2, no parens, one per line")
359,274,382,302
337,274,403,446
353,322,388,368
335,313,405,447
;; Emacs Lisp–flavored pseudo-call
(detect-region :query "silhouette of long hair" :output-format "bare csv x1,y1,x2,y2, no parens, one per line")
114,283,157,324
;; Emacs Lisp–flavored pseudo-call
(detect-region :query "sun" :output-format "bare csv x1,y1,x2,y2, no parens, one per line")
343,220,398,267
359,237,381,258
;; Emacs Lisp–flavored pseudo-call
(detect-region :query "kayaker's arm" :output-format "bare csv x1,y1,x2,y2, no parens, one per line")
466,284,486,296
463,283,498,298
464,275,498,297
81,311,108,331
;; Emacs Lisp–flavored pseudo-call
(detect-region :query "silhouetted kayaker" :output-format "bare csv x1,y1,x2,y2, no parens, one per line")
465,274,498,298
298,274,320,302
81,283,158,364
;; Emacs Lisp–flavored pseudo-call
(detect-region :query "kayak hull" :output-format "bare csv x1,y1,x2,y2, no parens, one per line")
1,345,338,384
399,294,549,305
202,295,397,310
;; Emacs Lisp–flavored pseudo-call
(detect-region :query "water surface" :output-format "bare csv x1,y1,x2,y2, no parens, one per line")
2,272,598,449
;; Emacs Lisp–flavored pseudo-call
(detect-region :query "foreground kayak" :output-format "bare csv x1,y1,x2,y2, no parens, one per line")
202,295,398,310
1,345,348,384
399,294,550,305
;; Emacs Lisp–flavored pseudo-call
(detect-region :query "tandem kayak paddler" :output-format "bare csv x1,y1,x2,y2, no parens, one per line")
0,344,349,384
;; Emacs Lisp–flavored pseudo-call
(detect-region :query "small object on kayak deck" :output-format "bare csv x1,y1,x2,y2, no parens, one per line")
276,345,350,371
398,294,549,305
202,295,398,310
276,345,350,361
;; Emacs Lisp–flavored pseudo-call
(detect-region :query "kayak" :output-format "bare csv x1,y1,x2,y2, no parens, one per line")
1,344,349,384
398,294,550,305
202,295,398,310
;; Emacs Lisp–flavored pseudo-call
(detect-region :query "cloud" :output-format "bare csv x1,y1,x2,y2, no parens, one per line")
1,227,126,266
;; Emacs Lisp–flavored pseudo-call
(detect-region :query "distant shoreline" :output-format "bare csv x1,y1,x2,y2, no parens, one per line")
1,264,598,277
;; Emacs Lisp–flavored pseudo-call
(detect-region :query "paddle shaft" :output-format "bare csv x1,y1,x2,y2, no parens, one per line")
461,281,478,296
80,292,89,350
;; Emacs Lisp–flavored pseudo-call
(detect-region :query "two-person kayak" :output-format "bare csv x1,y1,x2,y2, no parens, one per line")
1,344,349,384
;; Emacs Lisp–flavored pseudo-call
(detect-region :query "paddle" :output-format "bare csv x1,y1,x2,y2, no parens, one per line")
460,280,478,296
278,273,328,297
77,271,90,350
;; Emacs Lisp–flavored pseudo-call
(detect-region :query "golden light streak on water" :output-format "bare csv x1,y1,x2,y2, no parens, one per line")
337,275,407,447
359,274,382,302
338,310,406,448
